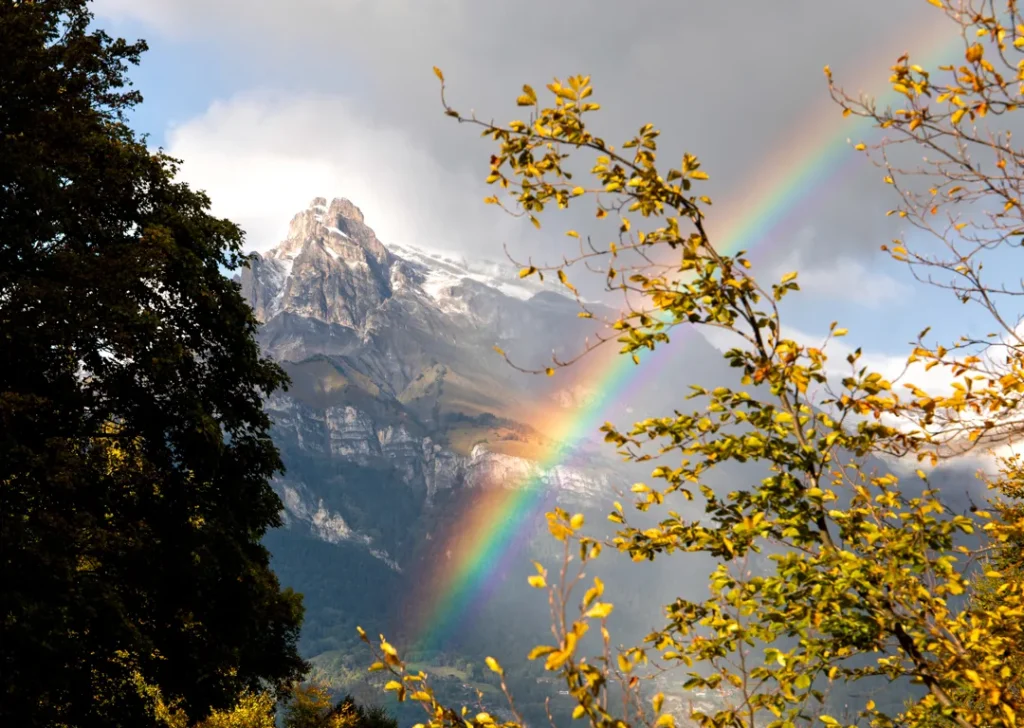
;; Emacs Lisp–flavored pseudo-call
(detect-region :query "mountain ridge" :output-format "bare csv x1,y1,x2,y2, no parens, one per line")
238,195,644,582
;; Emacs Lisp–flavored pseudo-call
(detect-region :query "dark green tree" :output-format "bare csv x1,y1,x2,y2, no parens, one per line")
283,684,399,728
0,1,306,726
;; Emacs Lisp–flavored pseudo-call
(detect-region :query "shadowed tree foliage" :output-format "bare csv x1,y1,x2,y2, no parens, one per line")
282,683,400,728
0,1,306,726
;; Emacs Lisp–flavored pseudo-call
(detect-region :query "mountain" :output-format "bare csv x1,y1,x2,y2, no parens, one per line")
240,197,629,571
238,195,694,722
239,196,968,725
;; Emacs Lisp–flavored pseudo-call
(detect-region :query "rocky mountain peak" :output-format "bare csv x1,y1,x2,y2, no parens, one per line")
241,195,394,329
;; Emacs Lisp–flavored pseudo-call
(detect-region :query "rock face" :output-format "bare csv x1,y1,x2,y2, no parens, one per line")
241,197,629,573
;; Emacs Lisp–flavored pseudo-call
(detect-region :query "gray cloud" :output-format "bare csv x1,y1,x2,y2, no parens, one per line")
95,0,945,276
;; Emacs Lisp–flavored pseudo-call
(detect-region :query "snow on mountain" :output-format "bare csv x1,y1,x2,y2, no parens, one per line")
236,196,638,565
388,241,567,304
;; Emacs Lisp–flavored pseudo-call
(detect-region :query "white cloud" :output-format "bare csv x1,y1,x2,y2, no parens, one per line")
162,92,521,254
93,0,941,270
767,227,911,307
698,323,1014,472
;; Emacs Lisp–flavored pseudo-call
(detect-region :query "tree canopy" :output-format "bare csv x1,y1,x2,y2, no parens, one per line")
1,2,305,726
366,2,1024,728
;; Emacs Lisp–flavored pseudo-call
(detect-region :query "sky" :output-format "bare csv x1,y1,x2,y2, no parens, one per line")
88,0,1015,433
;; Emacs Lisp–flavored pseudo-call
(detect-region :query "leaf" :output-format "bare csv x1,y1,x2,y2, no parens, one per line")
433,66,444,82
485,656,503,675
653,693,665,714
528,575,547,588
690,170,709,180
832,328,848,337
527,645,557,660
585,602,614,619
781,271,798,284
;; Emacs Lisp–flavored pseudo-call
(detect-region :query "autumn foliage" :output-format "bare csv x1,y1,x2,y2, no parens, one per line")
364,3,1024,728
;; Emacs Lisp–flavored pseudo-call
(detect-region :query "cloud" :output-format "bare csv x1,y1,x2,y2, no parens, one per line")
767,227,911,307
161,92,523,254
700,322,1022,473
93,0,946,269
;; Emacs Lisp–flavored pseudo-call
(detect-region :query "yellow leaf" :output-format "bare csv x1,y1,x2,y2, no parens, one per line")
485,656,503,675
572,705,585,719
530,215,541,229
952,107,966,125
966,43,984,63
571,186,585,195
781,271,798,284
833,328,848,337
528,575,547,588
690,170,709,180
653,693,665,714
545,368,555,377
655,714,675,728
585,602,614,619
546,649,570,671
432,66,444,82
570,513,585,529
557,269,577,293
527,645,557,660
854,142,866,151
493,346,505,356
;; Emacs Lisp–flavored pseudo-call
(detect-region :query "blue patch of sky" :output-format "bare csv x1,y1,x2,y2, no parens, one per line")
781,228,1022,357
94,15,369,147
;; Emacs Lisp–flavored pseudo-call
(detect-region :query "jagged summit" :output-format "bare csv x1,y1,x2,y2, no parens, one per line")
241,195,587,342
238,195,623,421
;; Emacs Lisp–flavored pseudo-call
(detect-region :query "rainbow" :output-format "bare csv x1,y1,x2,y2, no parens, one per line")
405,16,964,654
